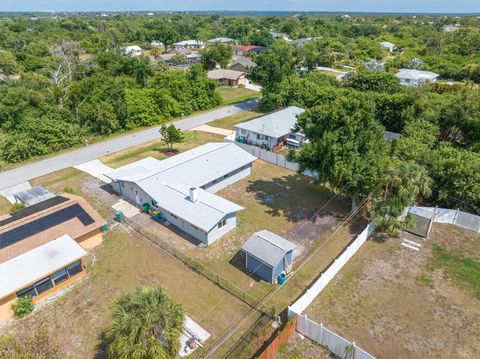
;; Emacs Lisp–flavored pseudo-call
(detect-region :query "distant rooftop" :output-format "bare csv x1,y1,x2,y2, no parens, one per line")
235,106,305,139
396,69,439,80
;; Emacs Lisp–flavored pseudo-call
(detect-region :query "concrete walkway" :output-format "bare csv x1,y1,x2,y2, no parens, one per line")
190,124,234,136
0,99,258,191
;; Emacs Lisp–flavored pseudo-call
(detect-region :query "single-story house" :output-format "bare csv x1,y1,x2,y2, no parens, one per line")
0,193,106,321
207,37,236,45
232,45,266,56
241,230,296,283
288,38,312,46
174,40,205,50
105,143,256,245
229,56,257,73
444,24,461,32
380,41,396,52
156,48,201,66
124,45,143,57
396,69,439,86
234,106,306,149
207,69,247,87
270,31,290,41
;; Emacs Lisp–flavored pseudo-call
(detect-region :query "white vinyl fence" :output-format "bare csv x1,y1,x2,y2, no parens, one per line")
288,221,377,359
296,315,375,359
288,221,376,316
410,207,480,233
232,142,317,177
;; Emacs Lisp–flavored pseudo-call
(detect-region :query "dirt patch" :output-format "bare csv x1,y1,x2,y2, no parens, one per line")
305,224,480,359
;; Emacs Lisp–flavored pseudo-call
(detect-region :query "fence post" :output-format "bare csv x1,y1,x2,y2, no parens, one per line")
320,322,324,345
352,341,356,359
454,207,460,224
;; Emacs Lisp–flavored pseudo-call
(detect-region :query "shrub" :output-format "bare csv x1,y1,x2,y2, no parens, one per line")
12,296,34,318
9,203,25,214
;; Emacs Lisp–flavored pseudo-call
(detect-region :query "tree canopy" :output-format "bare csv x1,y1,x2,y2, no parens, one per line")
105,286,184,359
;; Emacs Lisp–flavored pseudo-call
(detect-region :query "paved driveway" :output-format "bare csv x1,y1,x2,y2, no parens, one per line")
0,99,257,191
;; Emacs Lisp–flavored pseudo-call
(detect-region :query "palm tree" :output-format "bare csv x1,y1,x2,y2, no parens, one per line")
373,159,432,234
105,286,184,359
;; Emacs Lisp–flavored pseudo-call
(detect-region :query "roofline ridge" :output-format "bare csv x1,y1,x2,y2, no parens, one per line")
138,143,230,183
255,231,288,251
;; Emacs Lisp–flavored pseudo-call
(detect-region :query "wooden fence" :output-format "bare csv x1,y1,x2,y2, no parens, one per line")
256,319,297,359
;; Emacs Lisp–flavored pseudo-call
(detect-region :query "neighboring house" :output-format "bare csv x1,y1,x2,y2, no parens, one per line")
288,38,312,46
270,31,290,41
124,45,143,57
396,69,439,86
0,193,106,321
105,143,257,245
174,40,205,50
156,48,201,66
234,106,306,149
232,45,266,56
380,41,396,52
13,185,55,206
241,230,296,283
207,69,247,87
150,40,162,48
229,56,257,73
444,24,461,32
207,37,236,45
384,131,401,142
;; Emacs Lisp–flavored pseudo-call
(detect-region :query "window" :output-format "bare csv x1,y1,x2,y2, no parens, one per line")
218,219,227,229
151,199,158,207
121,183,125,187
34,277,54,295
241,129,246,135
257,134,261,140
224,174,229,179
16,285,36,298
66,261,83,277
405,78,410,83
16,276,53,299
170,213,178,219
52,268,69,285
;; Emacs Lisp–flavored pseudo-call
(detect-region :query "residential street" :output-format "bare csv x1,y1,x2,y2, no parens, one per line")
0,99,257,191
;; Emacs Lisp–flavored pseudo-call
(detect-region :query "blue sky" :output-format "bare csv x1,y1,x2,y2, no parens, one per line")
0,0,479,13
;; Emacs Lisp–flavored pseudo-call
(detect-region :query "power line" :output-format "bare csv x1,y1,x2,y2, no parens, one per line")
203,192,371,358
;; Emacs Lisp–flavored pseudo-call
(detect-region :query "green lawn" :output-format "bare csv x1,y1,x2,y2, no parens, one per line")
209,110,262,130
101,131,224,168
430,244,480,299
217,86,261,105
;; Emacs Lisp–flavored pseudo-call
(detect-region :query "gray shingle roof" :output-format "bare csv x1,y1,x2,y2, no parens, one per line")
208,69,245,81
242,230,296,268
234,106,305,139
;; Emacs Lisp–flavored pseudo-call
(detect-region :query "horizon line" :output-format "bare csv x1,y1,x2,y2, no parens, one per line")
0,10,479,15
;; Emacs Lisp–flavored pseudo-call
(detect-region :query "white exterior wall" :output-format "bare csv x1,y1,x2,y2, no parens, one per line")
399,77,437,86
236,129,280,149
115,181,151,206
203,165,252,193
161,211,209,244
206,213,237,244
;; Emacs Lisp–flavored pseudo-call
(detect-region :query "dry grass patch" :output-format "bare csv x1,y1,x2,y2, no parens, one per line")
304,224,480,359
209,110,262,130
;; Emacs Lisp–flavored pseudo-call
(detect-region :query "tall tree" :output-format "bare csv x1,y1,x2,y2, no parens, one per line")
291,94,388,211
105,286,184,359
372,159,433,234
160,124,185,152
155,22,180,54
200,43,233,70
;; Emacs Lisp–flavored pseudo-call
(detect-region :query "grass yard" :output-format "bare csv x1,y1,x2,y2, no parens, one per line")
1,228,255,358
217,86,261,105
0,196,11,216
303,224,480,359
277,333,331,359
209,110,262,130
131,160,350,308
101,131,224,168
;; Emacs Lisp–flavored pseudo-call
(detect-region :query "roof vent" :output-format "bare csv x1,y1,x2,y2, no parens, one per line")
189,187,198,202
